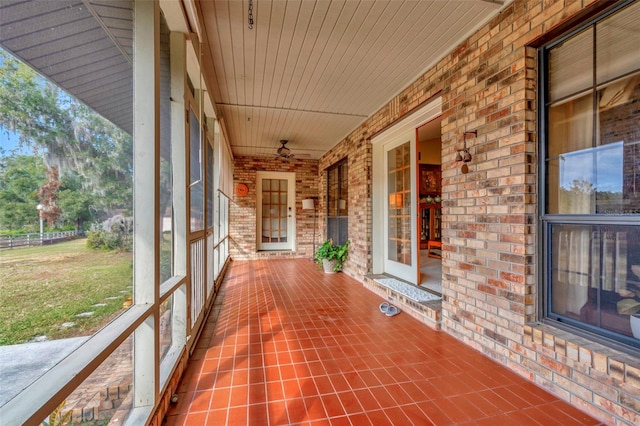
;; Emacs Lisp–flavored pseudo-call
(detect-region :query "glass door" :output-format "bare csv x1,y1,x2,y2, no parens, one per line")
384,137,418,282
256,171,295,251
371,97,441,283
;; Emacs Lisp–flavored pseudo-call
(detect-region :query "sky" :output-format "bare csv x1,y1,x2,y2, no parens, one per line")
0,126,18,149
0,125,30,156
559,142,623,193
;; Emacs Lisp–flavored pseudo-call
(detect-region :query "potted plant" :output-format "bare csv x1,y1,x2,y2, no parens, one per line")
314,239,350,273
617,297,640,338
619,265,640,338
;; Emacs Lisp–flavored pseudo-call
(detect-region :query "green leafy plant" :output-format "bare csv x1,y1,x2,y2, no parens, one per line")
314,239,350,272
86,215,133,251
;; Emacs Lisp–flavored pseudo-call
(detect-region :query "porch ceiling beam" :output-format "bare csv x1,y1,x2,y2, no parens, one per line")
216,102,369,119
81,0,132,65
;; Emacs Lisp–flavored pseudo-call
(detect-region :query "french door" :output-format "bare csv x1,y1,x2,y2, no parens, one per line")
256,171,295,251
371,97,442,284
383,136,418,281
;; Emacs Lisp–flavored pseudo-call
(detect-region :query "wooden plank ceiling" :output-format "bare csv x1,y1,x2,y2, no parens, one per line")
198,0,505,159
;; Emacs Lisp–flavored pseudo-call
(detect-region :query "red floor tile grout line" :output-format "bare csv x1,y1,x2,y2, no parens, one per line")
163,259,604,425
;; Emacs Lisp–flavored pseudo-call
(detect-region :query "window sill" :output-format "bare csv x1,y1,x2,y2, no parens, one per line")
524,323,640,389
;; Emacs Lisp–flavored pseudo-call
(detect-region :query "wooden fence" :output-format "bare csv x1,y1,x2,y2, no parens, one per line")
0,231,78,250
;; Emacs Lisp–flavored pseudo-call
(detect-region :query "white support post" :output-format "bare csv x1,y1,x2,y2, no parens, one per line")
133,0,160,408
170,30,188,349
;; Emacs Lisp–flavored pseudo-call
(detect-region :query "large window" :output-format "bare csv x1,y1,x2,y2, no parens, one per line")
542,0,640,348
327,159,348,246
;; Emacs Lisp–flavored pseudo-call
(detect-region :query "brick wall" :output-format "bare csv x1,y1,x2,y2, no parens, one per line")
230,156,319,260
437,0,540,360
317,131,374,279
315,0,639,424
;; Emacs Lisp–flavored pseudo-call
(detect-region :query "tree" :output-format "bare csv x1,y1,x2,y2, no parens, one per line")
0,49,133,222
37,165,62,226
57,172,94,231
568,179,594,194
558,179,595,214
0,155,46,230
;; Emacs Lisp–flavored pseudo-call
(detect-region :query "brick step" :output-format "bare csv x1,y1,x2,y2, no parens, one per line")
363,275,442,330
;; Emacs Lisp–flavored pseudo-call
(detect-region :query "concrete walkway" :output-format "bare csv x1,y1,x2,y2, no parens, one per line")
0,336,88,406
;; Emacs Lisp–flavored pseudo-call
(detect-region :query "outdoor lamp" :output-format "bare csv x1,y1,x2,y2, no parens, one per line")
303,198,316,260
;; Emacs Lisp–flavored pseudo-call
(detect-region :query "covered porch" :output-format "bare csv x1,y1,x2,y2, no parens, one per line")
164,258,599,425
1,0,639,425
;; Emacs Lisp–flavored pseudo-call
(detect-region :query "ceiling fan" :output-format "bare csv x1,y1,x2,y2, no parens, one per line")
275,140,295,159
274,140,311,159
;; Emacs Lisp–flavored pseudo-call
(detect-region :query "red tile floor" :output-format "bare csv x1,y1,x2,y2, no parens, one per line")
164,259,602,425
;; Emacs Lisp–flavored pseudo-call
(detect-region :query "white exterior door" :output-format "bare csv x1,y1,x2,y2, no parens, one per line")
256,172,295,251
383,134,418,281
371,98,442,284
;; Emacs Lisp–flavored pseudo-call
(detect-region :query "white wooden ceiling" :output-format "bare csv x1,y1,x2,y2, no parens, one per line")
198,0,506,159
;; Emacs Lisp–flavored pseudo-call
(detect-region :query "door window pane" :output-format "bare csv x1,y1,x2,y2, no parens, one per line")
387,142,411,265
261,178,288,243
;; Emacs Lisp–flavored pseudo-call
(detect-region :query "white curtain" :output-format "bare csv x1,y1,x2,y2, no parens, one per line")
555,229,627,315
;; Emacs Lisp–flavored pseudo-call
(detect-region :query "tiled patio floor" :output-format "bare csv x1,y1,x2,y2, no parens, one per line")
164,258,602,425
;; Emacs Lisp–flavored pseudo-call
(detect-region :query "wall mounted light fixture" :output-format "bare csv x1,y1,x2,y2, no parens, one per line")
456,130,476,174
303,198,317,260
456,130,476,162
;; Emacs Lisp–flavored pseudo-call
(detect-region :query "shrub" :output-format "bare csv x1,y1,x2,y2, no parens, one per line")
86,215,132,251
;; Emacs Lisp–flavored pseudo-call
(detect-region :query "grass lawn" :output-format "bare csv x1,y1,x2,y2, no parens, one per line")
0,239,133,345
